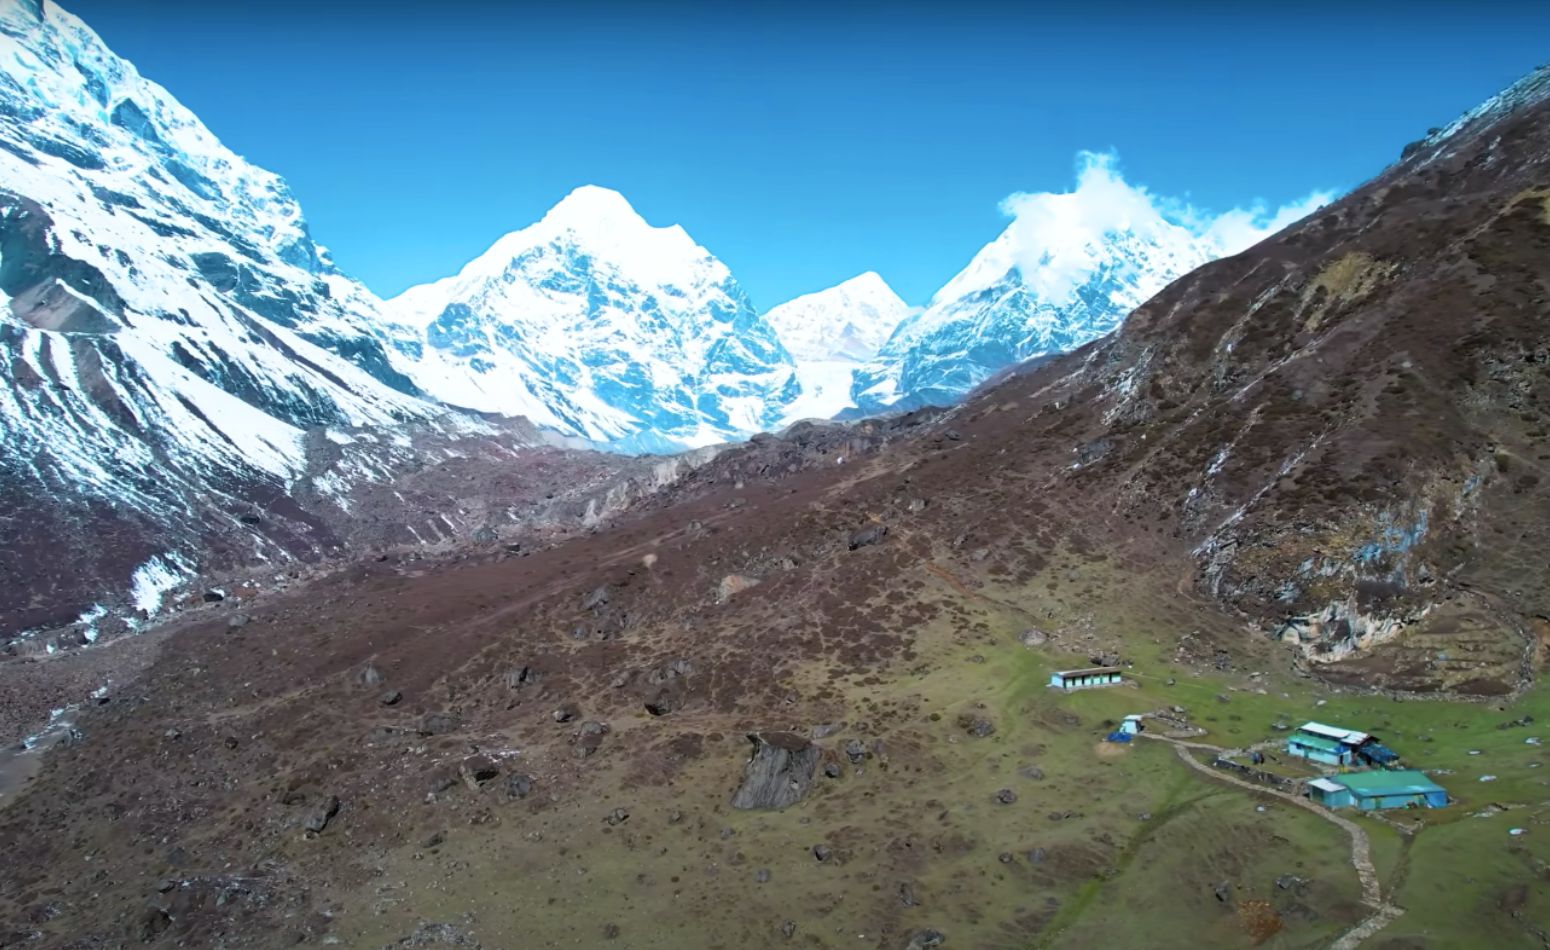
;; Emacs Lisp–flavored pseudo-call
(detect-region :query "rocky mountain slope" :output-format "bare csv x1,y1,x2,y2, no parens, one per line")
990,65,1550,692
381,187,800,453
3,63,1548,950
0,3,715,637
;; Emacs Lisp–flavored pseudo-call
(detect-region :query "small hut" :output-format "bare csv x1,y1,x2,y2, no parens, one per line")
1049,667,1123,691
1106,714,1144,743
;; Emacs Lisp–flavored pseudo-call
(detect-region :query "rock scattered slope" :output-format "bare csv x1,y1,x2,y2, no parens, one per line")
964,65,1550,692
3,62,1550,950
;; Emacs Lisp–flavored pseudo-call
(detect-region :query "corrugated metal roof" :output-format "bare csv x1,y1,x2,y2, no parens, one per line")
1299,721,1371,744
1289,734,1346,754
1308,778,1345,793
1333,770,1445,796
1054,667,1121,677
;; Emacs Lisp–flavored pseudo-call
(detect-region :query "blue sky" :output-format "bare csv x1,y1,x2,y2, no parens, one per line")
67,0,1550,308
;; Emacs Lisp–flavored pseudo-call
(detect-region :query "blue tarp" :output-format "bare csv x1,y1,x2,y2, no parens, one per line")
1360,743,1400,765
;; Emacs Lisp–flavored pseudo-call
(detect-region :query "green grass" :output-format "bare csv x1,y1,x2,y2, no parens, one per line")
331,549,1550,949
1382,815,1550,947
1048,781,1366,949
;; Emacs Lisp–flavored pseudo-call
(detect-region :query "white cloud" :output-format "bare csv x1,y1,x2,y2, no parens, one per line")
1194,190,1335,255
991,151,1335,304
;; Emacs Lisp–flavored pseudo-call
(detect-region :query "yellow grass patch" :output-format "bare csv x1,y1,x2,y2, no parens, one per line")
1299,253,1395,333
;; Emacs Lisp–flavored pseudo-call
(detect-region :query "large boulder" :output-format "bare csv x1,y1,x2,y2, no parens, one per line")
848,524,888,550
302,795,340,834
731,732,819,810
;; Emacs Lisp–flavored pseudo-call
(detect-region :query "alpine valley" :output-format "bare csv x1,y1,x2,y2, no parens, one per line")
0,0,1273,636
6,2,1550,949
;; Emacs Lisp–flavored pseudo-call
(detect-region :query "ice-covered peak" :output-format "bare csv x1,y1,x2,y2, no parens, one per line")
389,185,724,326
379,186,797,448
765,271,911,362
839,270,892,294
540,184,647,230
853,155,1332,414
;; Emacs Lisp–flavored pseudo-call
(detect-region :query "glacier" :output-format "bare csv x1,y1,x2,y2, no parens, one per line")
762,271,911,423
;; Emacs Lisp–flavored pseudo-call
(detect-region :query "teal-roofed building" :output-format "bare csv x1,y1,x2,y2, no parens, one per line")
1306,770,1448,811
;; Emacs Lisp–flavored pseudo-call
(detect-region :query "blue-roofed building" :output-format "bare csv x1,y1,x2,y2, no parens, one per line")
1358,741,1400,767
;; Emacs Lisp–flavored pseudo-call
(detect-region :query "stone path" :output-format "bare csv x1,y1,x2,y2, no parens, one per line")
1140,733,1403,948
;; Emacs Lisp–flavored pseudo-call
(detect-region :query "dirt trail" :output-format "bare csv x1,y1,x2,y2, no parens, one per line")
1140,733,1403,949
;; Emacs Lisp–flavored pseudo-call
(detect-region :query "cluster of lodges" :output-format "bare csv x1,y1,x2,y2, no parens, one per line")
1288,721,1448,811
1040,666,1451,812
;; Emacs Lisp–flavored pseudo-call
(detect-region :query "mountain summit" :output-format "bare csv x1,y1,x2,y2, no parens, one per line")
854,156,1329,412
382,186,798,451
763,270,910,363
761,271,911,423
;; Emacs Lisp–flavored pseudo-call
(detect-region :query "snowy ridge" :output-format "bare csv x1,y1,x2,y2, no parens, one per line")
854,228,1214,412
0,0,440,470
381,186,800,450
1420,63,1550,155
0,0,489,630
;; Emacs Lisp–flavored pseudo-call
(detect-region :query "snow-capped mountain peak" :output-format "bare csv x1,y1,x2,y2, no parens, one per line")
0,0,481,629
854,156,1330,413
764,271,910,363
380,187,797,450
389,186,723,328
505,186,717,297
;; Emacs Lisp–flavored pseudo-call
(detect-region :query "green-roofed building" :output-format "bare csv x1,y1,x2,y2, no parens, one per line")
1306,770,1448,811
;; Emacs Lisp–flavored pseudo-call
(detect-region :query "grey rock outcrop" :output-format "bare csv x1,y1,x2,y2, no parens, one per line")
731,732,819,810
